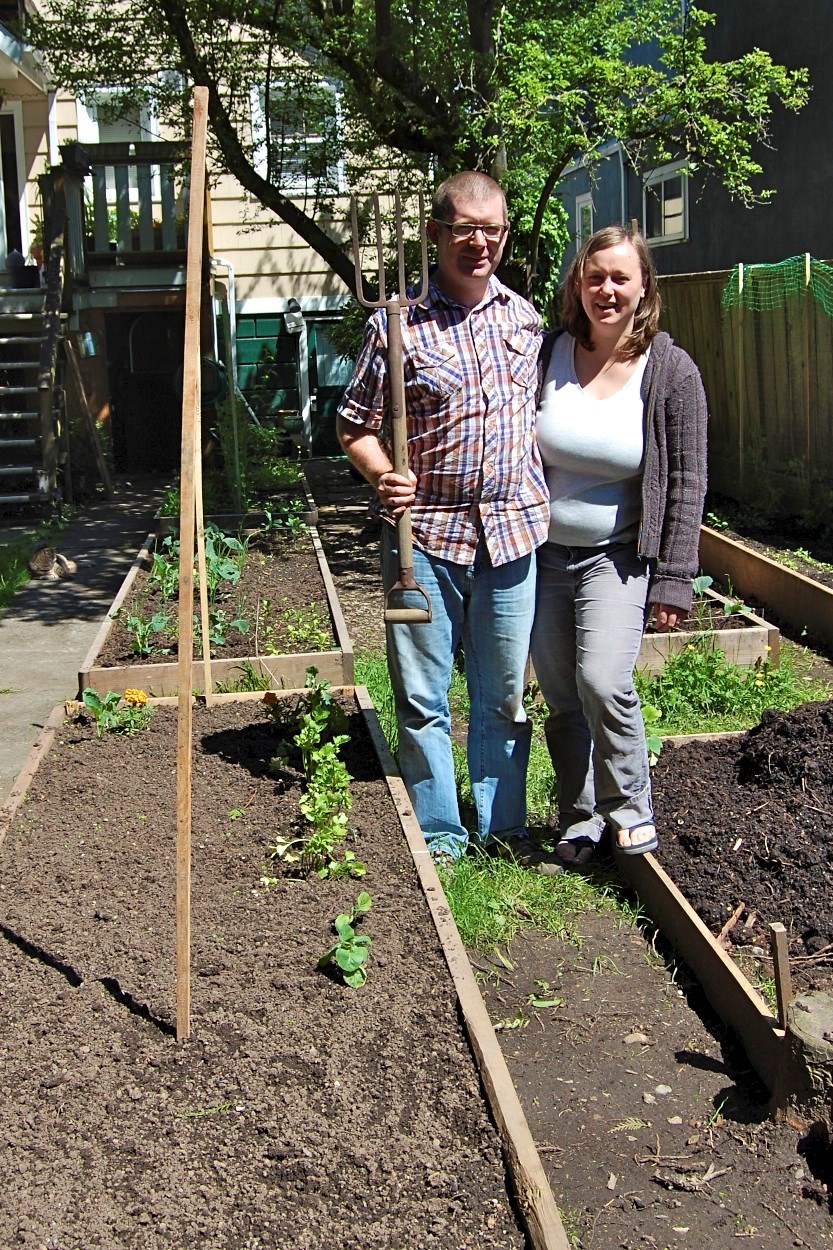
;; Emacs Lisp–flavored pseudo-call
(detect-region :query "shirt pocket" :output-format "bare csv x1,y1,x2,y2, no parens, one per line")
406,344,464,401
504,332,539,388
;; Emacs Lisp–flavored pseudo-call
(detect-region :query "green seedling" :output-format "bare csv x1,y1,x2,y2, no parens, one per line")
280,603,331,651
81,688,153,738
493,1010,529,1030
318,892,372,987
148,549,179,600
641,702,663,765
528,979,564,1009
117,609,170,657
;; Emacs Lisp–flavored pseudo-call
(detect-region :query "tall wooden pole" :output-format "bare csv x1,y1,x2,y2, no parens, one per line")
176,85,209,1042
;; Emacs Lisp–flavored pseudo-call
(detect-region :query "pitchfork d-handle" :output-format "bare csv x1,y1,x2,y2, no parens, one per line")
385,299,432,624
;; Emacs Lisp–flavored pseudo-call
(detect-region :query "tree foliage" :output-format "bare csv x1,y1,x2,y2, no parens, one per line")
28,1,809,305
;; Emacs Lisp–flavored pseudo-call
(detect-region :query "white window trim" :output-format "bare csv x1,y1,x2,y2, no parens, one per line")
250,79,345,195
0,100,29,261
643,159,689,246
575,192,594,247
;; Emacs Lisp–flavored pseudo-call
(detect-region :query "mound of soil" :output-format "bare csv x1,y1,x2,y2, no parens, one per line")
653,699,833,975
0,700,524,1248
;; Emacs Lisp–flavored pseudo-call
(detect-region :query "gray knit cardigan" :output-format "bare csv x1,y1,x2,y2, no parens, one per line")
538,328,708,611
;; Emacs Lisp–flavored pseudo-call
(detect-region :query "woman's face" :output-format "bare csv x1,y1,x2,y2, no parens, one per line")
579,241,646,342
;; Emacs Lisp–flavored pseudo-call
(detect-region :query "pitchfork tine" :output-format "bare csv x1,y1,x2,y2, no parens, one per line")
349,190,432,623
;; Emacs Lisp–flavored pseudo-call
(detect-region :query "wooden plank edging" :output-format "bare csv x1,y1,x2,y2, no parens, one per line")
355,685,570,1250
0,705,66,852
77,526,353,696
700,524,833,651
77,531,155,687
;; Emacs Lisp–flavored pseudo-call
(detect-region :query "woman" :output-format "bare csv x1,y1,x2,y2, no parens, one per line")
531,225,707,866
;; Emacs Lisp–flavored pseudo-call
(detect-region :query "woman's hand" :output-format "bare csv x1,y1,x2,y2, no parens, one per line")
376,469,417,517
651,602,684,633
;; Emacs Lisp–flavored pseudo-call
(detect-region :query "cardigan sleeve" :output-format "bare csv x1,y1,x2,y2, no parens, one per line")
648,356,709,611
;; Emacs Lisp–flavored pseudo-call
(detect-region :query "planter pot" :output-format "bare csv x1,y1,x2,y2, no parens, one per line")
78,523,354,697
0,691,563,1247
700,523,833,651
636,585,779,677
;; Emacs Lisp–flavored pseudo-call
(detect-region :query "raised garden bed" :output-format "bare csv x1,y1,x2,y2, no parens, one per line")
153,476,320,537
700,523,833,652
0,689,572,1248
637,583,778,676
78,522,354,697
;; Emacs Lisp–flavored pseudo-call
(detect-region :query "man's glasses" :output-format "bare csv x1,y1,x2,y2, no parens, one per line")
432,219,508,242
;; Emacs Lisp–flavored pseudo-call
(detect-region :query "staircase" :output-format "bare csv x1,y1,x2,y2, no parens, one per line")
0,285,64,510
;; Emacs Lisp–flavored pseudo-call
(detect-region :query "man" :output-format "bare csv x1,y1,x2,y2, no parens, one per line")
337,171,549,862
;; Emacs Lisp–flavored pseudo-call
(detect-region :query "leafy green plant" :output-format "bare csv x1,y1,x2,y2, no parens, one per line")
641,702,663,765
215,661,272,693
317,892,372,987
264,669,353,874
148,549,179,600
260,500,307,537
118,609,170,657
280,603,331,651
200,525,247,599
81,687,152,737
195,606,250,653
635,636,831,736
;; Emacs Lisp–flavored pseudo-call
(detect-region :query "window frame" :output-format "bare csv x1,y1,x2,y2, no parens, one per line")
642,160,689,246
250,76,345,196
575,192,594,248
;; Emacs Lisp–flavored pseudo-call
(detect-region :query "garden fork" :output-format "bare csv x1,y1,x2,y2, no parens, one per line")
351,190,432,623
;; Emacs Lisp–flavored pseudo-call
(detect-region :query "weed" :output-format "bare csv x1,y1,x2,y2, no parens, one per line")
215,661,272,693
635,635,831,736
318,891,372,987
81,688,152,737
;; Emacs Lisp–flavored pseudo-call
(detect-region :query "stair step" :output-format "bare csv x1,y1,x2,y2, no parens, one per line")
0,385,38,395
0,464,37,476
0,359,40,369
0,438,37,449
0,335,44,344
0,492,45,504
0,411,39,421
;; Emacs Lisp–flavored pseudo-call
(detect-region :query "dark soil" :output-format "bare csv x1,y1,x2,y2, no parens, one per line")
0,699,525,1249
308,459,833,1249
654,700,833,985
95,529,335,667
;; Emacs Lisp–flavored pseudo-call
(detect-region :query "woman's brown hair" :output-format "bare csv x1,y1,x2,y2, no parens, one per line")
561,225,661,360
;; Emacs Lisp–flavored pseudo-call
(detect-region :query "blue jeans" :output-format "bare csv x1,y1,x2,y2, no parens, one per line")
382,525,536,858
531,542,653,844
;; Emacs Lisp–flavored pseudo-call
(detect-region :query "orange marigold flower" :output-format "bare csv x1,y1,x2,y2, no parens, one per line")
124,688,148,706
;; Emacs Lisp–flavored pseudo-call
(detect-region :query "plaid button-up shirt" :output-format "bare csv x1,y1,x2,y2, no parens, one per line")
338,275,550,567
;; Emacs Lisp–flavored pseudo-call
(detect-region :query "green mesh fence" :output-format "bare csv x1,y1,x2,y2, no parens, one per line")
721,254,833,315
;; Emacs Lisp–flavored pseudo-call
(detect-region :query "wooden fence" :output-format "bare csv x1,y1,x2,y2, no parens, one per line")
658,258,833,515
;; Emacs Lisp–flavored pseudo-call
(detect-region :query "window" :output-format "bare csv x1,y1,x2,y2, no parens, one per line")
643,162,688,244
576,193,594,247
77,90,157,199
251,77,344,196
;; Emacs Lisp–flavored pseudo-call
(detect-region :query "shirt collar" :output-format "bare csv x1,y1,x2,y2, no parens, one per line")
421,273,509,313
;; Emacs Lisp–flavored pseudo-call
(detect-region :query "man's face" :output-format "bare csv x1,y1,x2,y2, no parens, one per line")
428,192,508,299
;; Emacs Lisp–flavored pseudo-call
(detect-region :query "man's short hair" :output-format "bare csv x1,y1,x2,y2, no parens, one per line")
432,172,507,224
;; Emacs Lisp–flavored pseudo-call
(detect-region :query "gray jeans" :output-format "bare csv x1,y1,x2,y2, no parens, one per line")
531,541,653,843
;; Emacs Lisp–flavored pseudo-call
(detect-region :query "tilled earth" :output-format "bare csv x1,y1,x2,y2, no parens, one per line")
0,700,525,1249
309,459,833,1249
95,528,335,667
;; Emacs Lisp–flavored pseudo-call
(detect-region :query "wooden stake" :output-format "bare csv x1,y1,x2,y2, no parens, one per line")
769,921,794,1030
175,85,209,1042
194,434,213,704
